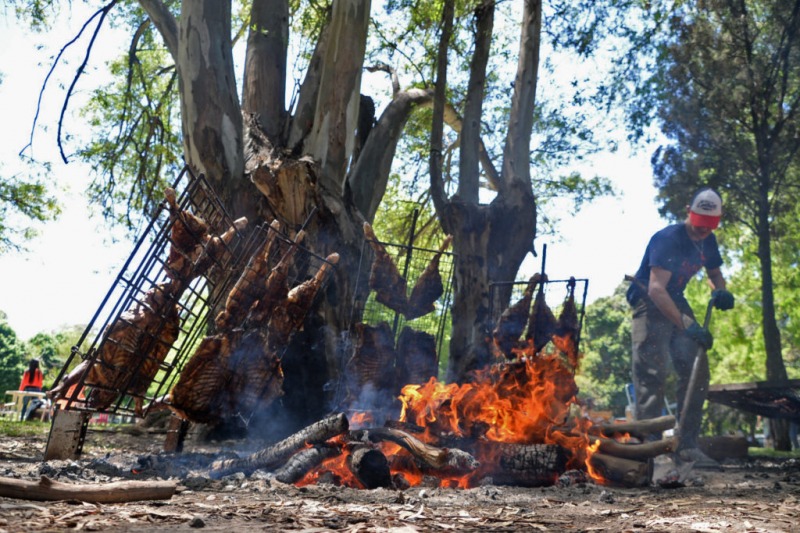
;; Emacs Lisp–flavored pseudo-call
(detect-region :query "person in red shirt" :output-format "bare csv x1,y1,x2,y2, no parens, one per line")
19,359,44,421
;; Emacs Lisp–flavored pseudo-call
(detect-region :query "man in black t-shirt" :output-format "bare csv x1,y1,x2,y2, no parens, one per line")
626,188,734,467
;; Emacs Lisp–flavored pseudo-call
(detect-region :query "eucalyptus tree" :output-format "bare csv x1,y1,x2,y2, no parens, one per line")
16,0,610,398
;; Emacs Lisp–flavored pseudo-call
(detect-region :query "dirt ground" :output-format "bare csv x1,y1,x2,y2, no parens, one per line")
1,423,799,532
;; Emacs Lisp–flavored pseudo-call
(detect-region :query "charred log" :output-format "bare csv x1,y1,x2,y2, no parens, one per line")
209,412,349,478
587,452,651,488
353,427,447,469
482,443,567,487
595,437,677,461
595,415,676,441
347,446,392,489
273,445,339,485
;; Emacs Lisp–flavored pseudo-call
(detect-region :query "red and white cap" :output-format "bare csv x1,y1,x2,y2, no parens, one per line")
689,188,722,229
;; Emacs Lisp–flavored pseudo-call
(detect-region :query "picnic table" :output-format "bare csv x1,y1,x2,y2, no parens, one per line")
2,390,47,420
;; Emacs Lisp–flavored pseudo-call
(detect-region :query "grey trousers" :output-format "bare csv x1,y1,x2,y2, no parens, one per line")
631,299,708,449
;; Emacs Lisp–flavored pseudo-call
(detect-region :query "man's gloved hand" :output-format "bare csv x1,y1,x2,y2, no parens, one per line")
685,321,714,350
712,289,735,310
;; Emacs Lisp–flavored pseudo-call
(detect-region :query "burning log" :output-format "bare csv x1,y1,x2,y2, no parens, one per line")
209,412,349,478
395,327,438,387
595,436,677,461
588,453,651,488
0,475,176,503
363,222,408,315
354,427,448,469
273,445,339,485
483,443,568,487
347,446,392,489
405,235,452,320
493,274,540,359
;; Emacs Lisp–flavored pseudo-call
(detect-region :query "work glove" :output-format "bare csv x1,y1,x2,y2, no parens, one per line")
712,289,735,311
685,321,714,350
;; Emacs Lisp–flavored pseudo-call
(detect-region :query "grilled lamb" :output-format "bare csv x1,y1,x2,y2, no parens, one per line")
347,321,398,403
396,326,438,387
224,330,284,418
265,253,338,352
247,230,306,329
215,219,282,330
555,277,580,369
405,235,452,320
363,222,408,315
493,274,540,359
526,277,557,355
164,187,211,280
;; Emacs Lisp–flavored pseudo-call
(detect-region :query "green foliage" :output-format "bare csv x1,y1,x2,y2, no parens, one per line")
575,284,631,416
0,171,60,253
0,314,27,394
25,325,86,390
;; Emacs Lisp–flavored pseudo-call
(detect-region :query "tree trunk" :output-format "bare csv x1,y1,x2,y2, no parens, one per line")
242,0,289,141
176,0,255,222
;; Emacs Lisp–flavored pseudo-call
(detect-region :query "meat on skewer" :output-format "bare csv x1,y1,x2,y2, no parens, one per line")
158,333,234,423
405,235,452,320
493,273,541,359
164,187,211,280
347,321,398,401
214,219,282,330
265,253,339,352
223,330,284,418
363,222,408,315
191,216,248,277
526,276,558,355
555,277,580,369
396,326,438,387
247,230,306,329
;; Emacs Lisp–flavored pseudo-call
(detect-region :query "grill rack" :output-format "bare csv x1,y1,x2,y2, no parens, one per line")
49,167,335,423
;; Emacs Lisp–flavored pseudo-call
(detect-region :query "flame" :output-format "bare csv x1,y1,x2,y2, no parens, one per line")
349,411,373,429
584,439,605,483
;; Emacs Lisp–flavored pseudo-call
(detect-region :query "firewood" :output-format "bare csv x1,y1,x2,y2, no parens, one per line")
347,446,392,489
595,436,677,460
0,475,176,503
209,412,349,478
273,445,339,485
595,415,676,440
484,443,568,487
587,452,651,488
354,427,447,468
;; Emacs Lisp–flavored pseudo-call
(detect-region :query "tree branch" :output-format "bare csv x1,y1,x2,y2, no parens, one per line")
138,0,179,59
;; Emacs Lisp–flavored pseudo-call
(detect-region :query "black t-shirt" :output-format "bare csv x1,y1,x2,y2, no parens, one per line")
626,223,723,308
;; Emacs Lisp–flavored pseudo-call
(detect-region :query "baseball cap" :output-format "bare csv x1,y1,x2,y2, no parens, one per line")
689,188,722,229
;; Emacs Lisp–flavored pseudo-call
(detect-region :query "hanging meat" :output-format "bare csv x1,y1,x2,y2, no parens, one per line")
163,187,212,280
48,281,181,416
363,222,408,315
346,321,398,404
214,219,283,331
493,273,541,359
526,275,558,355
554,277,580,369
265,253,339,353
248,230,307,330
223,330,284,419
191,216,249,278
396,326,438,387
157,332,234,424
405,235,452,320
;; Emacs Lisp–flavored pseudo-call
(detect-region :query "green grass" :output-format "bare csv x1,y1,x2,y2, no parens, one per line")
0,419,51,437
748,447,800,459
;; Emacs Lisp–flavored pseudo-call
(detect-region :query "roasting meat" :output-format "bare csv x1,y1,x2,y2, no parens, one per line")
191,216,249,277
265,253,339,353
396,326,438,386
66,282,182,416
348,321,398,399
526,277,557,355
405,235,452,320
224,329,284,418
363,222,408,315
554,277,580,369
248,230,306,330
162,333,233,423
493,273,541,359
215,220,282,330
164,187,211,280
